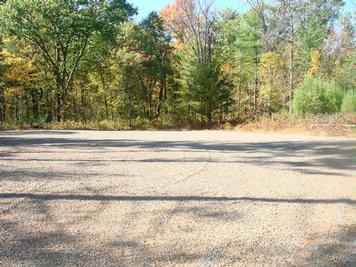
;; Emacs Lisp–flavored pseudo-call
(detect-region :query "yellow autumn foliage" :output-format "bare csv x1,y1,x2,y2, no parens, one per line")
307,49,321,76
1,37,39,88
259,52,287,113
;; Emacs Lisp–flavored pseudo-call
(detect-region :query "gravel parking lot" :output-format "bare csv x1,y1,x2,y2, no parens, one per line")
0,130,354,266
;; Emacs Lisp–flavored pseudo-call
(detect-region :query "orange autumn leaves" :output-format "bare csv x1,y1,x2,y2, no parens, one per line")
160,0,193,44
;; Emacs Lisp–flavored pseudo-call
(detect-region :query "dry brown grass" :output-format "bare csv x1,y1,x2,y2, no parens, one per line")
237,113,355,137
1,114,355,137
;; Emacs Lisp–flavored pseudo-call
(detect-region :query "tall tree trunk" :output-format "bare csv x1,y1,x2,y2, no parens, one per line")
55,73,65,122
31,89,39,121
56,90,61,122
125,72,133,128
99,71,109,120
104,94,109,119
253,48,259,117
289,44,294,113
25,92,31,122
207,104,212,125
73,86,78,120
15,96,19,124
0,91,4,123
80,85,85,122
62,85,68,121
237,80,242,119
157,73,166,117
127,85,132,128
288,0,295,113
146,88,152,119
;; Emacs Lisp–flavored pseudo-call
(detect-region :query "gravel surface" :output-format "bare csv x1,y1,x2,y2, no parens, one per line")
0,130,355,266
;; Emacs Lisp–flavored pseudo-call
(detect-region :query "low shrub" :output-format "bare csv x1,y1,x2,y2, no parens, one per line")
341,90,356,113
293,77,344,115
97,120,128,130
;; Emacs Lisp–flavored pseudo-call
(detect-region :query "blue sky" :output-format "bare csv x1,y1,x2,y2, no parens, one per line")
128,0,355,21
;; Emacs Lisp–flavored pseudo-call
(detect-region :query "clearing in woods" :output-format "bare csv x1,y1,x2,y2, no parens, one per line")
0,130,354,266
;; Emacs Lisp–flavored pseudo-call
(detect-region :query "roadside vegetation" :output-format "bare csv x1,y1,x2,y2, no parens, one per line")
0,0,354,133
238,113,355,137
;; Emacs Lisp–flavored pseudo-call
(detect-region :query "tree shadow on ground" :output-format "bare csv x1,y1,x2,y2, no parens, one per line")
1,156,348,176
0,130,76,136
0,216,206,266
1,199,354,266
303,225,355,267
0,193,354,205
1,132,354,265
0,135,354,174
170,205,243,221
0,218,118,266
0,169,129,182
0,194,243,266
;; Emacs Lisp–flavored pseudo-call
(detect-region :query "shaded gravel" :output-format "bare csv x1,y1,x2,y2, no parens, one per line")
0,130,355,266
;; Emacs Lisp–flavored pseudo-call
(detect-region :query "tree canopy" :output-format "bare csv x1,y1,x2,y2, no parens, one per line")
0,0,354,127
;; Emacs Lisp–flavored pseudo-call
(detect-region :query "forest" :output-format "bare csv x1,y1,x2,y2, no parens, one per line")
0,0,354,129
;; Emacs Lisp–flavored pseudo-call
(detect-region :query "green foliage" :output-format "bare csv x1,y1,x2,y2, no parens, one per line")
297,18,327,73
293,77,344,115
0,0,354,128
115,13,172,121
176,45,233,124
341,90,356,113
259,52,287,114
324,81,344,113
218,10,263,118
0,0,135,121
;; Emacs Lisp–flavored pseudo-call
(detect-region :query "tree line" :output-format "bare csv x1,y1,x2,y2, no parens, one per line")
0,0,354,128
